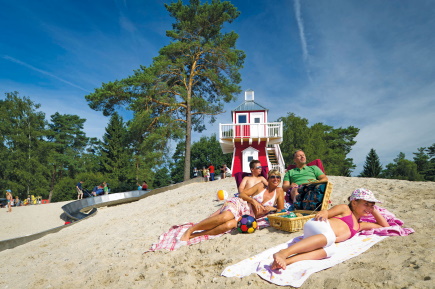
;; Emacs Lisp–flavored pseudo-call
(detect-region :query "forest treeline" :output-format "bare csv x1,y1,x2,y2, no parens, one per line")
1,92,432,202
360,147,435,181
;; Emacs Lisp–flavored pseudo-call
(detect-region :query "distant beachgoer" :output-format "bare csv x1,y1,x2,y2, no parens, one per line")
92,184,104,196
271,188,389,270
76,181,84,200
193,167,198,178
208,163,215,181
14,196,21,207
202,167,208,181
220,164,227,179
141,181,148,191
205,168,210,182
6,190,13,213
103,182,109,194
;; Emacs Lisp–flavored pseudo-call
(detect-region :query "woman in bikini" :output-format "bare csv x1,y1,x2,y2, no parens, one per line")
271,188,389,270
180,169,285,241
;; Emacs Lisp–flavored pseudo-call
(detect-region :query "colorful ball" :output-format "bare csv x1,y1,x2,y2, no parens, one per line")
217,189,228,200
237,215,257,233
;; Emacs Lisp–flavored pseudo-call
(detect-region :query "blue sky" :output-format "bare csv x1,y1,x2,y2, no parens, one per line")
1,0,434,176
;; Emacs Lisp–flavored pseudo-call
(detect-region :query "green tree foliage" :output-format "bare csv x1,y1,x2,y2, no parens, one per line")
47,112,89,201
278,113,359,176
424,144,435,181
0,92,105,201
171,141,186,183
100,113,135,192
171,134,232,183
412,144,435,181
191,134,232,175
51,172,106,202
382,152,423,181
360,148,383,177
0,92,51,198
153,167,172,188
81,137,102,173
85,0,245,181
128,115,167,188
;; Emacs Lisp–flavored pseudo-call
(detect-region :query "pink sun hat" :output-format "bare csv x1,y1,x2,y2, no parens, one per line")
349,188,382,203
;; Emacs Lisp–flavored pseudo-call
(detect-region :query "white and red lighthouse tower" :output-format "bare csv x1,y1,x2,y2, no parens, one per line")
219,90,285,176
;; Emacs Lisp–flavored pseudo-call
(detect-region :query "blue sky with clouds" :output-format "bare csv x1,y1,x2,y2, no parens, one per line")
1,0,434,175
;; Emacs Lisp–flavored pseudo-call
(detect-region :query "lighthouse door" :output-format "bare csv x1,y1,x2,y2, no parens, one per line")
242,147,259,173
250,112,264,137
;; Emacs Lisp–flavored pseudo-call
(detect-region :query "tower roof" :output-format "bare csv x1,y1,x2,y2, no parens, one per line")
232,100,268,112
232,89,268,112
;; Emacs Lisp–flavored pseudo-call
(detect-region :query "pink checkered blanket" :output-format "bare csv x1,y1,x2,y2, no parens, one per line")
145,216,270,252
144,223,221,252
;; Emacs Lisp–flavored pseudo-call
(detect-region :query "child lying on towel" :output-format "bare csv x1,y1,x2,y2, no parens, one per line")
272,188,389,270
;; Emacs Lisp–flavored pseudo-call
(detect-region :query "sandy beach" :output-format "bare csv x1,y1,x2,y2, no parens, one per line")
0,176,433,288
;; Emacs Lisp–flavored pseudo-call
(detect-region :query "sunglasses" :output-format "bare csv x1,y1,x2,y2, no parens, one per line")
254,166,262,169
269,175,281,179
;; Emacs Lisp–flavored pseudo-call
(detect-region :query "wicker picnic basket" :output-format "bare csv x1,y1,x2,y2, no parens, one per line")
268,181,333,233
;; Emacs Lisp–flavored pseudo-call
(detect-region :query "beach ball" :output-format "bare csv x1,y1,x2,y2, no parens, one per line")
237,215,257,234
217,189,228,200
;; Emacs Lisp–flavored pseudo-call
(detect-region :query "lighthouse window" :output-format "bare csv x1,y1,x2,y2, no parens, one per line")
238,115,247,123
254,117,260,123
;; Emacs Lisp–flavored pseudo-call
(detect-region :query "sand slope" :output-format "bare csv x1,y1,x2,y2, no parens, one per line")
0,176,433,288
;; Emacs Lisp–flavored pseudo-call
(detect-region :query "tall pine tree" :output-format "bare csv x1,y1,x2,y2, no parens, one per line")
0,92,50,198
100,113,133,192
360,148,382,177
47,112,89,201
85,0,245,181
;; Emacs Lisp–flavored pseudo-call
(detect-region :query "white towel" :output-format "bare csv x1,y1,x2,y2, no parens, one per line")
222,234,387,287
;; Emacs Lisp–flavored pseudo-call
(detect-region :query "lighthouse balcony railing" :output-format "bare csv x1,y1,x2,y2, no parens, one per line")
219,122,283,140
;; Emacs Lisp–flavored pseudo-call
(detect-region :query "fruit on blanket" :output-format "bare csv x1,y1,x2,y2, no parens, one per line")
237,215,257,233
217,189,228,200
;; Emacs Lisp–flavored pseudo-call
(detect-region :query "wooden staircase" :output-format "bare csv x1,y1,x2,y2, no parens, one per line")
266,145,285,173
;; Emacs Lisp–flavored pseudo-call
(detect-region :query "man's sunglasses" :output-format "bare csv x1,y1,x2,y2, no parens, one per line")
269,175,281,179
255,166,262,169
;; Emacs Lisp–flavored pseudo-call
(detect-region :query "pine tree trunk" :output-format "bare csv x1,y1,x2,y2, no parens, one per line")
184,88,192,181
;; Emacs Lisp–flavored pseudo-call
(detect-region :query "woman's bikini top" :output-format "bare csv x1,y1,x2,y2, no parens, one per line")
333,214,360,239
252,188,277,207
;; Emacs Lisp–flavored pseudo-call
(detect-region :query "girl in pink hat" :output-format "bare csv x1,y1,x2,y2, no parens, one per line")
272,188,389,270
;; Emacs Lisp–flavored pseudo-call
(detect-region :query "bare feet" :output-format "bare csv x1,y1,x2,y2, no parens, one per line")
180,228,193,242
271,251,288,270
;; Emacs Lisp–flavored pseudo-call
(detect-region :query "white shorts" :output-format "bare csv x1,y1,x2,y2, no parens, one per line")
303,219,337,257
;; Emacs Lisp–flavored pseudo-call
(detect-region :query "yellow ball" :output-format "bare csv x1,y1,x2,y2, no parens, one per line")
217,189,228,200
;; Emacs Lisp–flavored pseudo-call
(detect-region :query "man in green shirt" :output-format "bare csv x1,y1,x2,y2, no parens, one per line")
282,150,328,203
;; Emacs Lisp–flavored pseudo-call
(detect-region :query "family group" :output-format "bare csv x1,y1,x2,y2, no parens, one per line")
181,150,389,270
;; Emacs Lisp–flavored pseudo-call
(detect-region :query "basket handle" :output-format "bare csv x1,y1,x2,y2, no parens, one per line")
270,220,282,227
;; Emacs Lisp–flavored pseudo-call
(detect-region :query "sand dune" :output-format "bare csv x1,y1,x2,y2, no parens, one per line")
0,176,433,288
